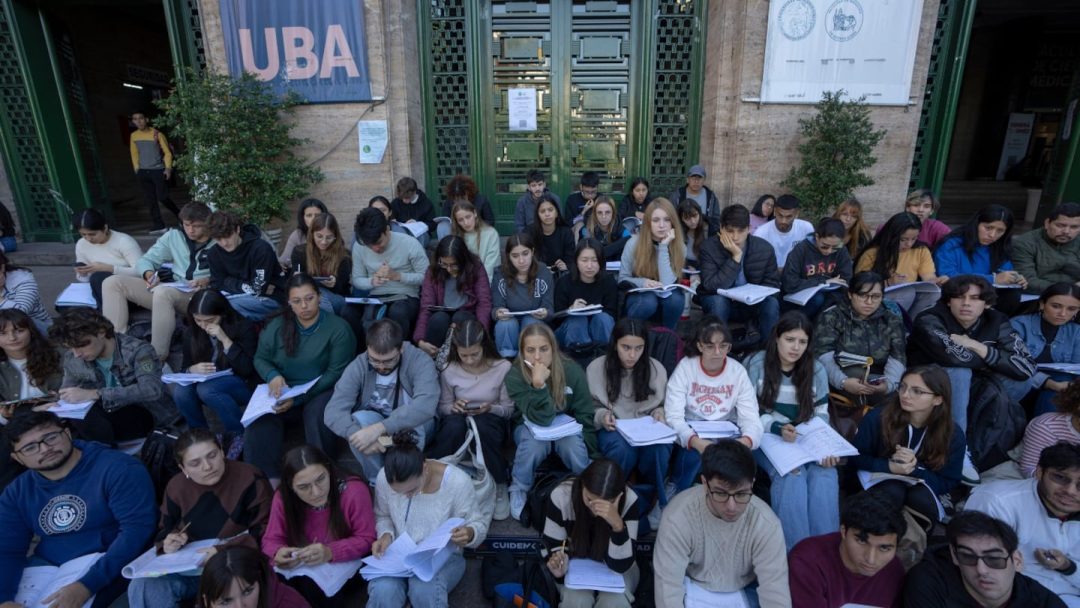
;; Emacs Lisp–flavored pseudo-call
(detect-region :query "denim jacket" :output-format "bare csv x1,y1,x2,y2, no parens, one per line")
1010,313,1080,388
60,332,174,424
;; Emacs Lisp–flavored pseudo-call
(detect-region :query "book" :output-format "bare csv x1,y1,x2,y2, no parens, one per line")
758,418,859,476
240,376,322,427
123,538,222,578
857,471,944,519
715,284,780,305
15,552,102,608
360,518,465,582
393,220,430,238
628,283,695,296
275,559,363,596
51,399,95,420
56,283,97,308
682,577,749,608
524,414,583,441
687,419,740,439
161,370,235,386
783,283,841,306
345,297,384,305
614,416,677,446
884,280,940,294
565,559,625,593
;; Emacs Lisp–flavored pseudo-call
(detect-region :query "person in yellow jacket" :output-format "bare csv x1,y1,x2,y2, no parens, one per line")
130,111,180,234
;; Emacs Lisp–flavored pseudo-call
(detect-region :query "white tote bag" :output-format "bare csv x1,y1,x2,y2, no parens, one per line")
438,415,496,525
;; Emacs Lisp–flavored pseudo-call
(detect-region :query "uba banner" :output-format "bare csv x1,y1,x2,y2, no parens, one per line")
219,0,373,103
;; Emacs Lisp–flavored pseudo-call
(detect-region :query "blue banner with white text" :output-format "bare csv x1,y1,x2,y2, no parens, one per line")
219,0,373,103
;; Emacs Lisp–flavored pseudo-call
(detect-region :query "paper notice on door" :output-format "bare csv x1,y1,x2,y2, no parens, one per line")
358,120,388,164
508,88,537,132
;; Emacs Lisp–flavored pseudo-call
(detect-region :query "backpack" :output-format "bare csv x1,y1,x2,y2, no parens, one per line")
482,550,560,608
521,469,570,531
647,325,682,376
139,426,181,503
966,374,1026,472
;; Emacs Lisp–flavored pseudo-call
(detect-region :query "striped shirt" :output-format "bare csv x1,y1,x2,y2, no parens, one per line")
541,481,641,574
1020,413,1080,477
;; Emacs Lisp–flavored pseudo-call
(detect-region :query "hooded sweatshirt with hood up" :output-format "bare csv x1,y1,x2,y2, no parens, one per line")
208,224,286,303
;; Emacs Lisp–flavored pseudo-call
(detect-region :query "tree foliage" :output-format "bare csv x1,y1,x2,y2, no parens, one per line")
781,90,886,219
155,69,323,226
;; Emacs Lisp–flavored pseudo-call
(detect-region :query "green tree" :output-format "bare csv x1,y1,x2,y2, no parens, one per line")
782,90,886,219
155,69,323,226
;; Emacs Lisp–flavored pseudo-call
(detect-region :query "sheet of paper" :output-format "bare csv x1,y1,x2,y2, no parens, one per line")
275,559,362,596
394,221,429,238
615,416,677,446
241,376,322,427
162,370,234,386
683,577,749,608
565,559,625,592
56,283,97,308
345,297,384,305
403,517,465,582
628,284,694,296
687,419,740,439
508,87,537,132
507,308,546,317
783,283,840,306
759,418,858,476
52,400,95,420
605,261,621,271
524,414,583,441
884,280,940,294
715,284,780,305
123,538,220,579
992,283,1022,289
360,533,418,580
358,120,389,164
16,552,101,608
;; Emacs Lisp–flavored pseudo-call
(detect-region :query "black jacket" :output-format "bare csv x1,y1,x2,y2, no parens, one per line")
534,225,576,269
617,194,653,222
903,544,1066,607
208,224,286,303
908,302,1036,381
699,234,780,294
553,272,618,323
781,236,853,293
180,317,259,386
391,189,437,234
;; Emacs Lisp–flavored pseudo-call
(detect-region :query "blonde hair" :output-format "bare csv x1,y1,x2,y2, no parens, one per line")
833,198,871,258
517,323,567,408
632,198,685,280
450,201,489,252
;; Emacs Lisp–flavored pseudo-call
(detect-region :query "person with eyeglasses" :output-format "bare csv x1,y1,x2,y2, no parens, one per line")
966,442,1080,604
903,510,1065,607
0,411,157,608
908,275,1036,476
856,212,947,318
244,274,357,485
780,217,852,320
653,440,790,608
813,271,907,433
413,235,492,357
206,210,286,321
851,365,965,534
665,317,763,492
289,212,352,314
324,318,439,483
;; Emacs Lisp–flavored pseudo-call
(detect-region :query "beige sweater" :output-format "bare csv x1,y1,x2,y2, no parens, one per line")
586,355,667,427
653,486,791,608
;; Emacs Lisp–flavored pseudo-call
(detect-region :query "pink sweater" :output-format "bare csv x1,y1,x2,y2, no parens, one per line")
261,479,376,563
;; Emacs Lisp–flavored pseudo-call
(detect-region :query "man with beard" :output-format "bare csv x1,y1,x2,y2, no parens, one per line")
904,510,1064,607
1012,202,1080,294
966,441,1080,606
0,412,156,608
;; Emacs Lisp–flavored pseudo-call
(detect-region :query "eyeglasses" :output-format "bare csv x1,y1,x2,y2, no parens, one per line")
313,234,336,243
852,292,883,302
369,352,401,370
898,383,935,398
15,429,67,456
438,261,460,270
705,486,753,504
953,549,1009,570
288,294,319,307
698,341,730,353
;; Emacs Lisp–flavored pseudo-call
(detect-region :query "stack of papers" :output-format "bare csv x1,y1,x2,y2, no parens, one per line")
683,577,749,608
52,400,95,420
275,559,363,596
835,351,873,369
565,559,625,593
56,283,97,308
628,284,694,296
240,376,322,427
554,304,603,319
360,518,464,582
16,552,102,608
687,420,740,439
758,418,859,476
605,261,621,271
715,284,779,305
615,416,677,446
524,414,583,441
123,538,221,578
393,221,430,238
162,370,235,386
783,283,841,306
884,280,940,294
507,308,546,317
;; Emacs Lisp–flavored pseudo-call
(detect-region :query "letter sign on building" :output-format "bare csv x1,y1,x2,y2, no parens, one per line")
219,1,373,103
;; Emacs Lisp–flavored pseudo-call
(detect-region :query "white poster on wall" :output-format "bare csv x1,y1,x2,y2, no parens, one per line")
760,0,924,105
508,88,537,132
358,120,388,164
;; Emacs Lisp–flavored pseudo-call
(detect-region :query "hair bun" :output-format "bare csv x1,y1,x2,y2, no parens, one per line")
390,430,419,449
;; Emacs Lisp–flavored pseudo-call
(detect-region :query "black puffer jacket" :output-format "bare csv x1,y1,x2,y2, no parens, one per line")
698,234,780,294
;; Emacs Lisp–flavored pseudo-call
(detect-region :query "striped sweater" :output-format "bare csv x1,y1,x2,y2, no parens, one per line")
541,481,641,574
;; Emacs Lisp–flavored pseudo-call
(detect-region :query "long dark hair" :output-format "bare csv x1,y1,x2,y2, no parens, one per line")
197,546,271,608
280,274,321,357
72,208,108,232
294,198,327,236
302,213,347,278
758,312,816,423
603,318,654,404
0,309,59,390
431,235,482,289
858,212,924,279
569,459,628,562
384,431,424,484
569,238,603,283
500,233,539,285
530,195,569,244
880,365,954,471
185,290,243,366
279,445,362,548
751,194,775,219
940,204,1015,271
677,199,706,260
449,319,500,365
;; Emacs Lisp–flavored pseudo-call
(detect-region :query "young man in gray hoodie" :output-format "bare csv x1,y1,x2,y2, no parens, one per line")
323,319,440,481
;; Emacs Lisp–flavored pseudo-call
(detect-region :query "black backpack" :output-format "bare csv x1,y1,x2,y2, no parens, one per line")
139,426,181,503
482,550,559,608
521,470,570,531
966,374,1026,471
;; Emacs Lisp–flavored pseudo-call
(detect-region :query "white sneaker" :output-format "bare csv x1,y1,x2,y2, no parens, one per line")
962,449,981,486
494,484,511,521
510,490,527,521
647,504,663,531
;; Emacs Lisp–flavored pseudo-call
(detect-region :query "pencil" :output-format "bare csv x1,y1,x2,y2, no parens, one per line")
177,520,191,534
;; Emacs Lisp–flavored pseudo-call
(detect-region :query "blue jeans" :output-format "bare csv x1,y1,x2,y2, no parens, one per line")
672,445,704,491
944,367,972,431
495,316,546,358
0,236,16,252
319,287,346,314
753,449,839,550
555,313,615,349
511,424,591,494
597,428,673,506
127,573,200,608
624,292,685,329
351,409,436,481
702,294,779,342
227,294,282,321
784,292,828,321
1003,372,1071,417
366,552,466,608
173,374,251,434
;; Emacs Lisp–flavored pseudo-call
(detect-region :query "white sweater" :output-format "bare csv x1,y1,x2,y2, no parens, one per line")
966,478,1080,599
664,356,763,448
374,462,488,550
74,230,143,276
